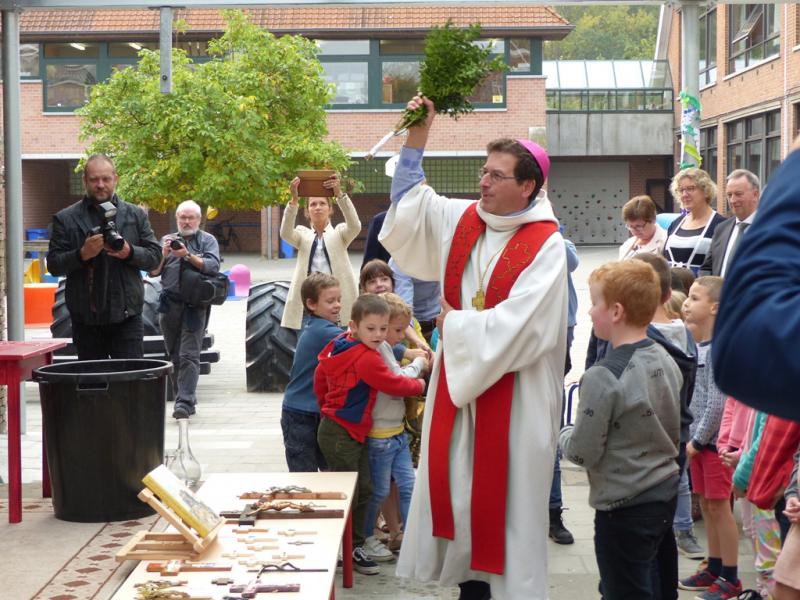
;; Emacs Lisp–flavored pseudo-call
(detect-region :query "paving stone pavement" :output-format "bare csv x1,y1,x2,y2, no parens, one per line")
1,248,758,599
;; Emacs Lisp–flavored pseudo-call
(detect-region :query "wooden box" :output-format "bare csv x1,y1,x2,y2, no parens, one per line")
297,170,335,197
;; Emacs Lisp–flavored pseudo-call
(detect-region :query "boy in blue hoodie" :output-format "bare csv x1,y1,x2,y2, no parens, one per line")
281,273,343,472
315,293,426,575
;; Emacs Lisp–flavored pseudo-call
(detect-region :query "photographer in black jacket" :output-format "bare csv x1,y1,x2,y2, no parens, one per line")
47,155,162,359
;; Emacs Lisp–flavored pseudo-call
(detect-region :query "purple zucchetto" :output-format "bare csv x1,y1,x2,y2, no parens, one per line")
516,139,550,183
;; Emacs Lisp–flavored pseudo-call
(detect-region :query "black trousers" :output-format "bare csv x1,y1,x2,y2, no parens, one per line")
72,314,144,360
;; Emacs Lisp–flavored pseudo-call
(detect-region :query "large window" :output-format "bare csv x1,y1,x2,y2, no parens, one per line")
319,37,524,109
39,40,208,111
544,60,673,112
699,7,717,87
700,126,717,178
726,110,780,184
728,4,780,73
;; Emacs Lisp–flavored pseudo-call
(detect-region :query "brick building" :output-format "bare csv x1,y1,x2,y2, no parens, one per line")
663,3,800,213
2,6,678,251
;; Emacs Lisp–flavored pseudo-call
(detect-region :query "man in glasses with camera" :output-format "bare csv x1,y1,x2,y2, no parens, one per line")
47,154,162,360
149,200,220,419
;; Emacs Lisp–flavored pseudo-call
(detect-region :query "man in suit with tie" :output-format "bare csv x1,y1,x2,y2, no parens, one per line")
699,169,760,277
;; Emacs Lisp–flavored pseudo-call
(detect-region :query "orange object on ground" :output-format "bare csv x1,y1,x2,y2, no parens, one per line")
24,283,57,325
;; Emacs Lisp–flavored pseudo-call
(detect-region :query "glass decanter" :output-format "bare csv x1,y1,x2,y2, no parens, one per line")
167,418,202,490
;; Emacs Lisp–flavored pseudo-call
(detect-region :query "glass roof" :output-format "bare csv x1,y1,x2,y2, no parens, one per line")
543,60,673,89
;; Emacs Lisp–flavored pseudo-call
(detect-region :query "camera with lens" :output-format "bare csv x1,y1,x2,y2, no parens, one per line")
170,237,185,251
89,201,125,252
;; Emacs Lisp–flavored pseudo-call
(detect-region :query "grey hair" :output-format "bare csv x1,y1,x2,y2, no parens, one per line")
726,169,760,192
175,200,202,217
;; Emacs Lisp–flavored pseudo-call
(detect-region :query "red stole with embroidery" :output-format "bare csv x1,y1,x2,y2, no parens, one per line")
428,202,557,574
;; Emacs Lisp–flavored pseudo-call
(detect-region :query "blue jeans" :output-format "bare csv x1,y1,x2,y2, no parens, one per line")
595,497,677,600
281,408,327,472
364,433,416,537
673,464,692,531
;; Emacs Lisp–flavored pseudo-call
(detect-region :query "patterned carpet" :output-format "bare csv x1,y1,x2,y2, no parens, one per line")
0,497,161,600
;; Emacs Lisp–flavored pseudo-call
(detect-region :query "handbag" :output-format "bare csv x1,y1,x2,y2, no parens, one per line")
179,262,229,307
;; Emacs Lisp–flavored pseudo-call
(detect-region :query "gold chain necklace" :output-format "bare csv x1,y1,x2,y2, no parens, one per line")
472,237,507,311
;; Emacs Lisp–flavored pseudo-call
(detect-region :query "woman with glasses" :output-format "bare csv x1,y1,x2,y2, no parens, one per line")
618,195,668,260
663,168,726,274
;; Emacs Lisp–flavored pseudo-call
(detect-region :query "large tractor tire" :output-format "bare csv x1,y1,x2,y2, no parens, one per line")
50,277,163,338
246,280,299,393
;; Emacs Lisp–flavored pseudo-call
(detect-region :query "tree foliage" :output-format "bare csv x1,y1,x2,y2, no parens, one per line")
545,6,659,61
77,10,352,211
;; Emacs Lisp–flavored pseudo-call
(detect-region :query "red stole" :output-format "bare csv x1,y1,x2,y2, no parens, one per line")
428,203,557,574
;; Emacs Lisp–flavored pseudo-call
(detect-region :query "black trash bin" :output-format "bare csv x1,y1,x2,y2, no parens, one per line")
34,359,173,522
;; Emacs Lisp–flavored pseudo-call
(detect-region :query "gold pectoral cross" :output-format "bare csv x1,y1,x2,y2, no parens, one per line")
471,289,486,311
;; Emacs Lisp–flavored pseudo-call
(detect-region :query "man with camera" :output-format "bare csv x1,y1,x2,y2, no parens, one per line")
149,200,221,419
47,154,162,360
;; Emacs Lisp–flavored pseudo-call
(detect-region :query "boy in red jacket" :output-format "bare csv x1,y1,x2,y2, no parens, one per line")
315,293,425,575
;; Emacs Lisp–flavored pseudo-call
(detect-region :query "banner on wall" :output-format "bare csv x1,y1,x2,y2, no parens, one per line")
679,91,702,170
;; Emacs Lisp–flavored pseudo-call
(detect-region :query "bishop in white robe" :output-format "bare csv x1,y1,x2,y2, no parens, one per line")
379,96,568,600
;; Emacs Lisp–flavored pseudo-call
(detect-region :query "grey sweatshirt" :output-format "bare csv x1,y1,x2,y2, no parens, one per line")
369,341,425,434
560,339,683,511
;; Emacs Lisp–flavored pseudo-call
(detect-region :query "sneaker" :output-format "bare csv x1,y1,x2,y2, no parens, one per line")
172,404,190,419
695,577,742,600
676,528,705,559
679,569,718,591
363,535,394,562
548,508,575,545
734,591,765,600
352,547,380,575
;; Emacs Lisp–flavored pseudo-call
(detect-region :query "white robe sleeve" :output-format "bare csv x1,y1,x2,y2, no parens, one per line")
379,182,472,281
442,233,568,408
334,192,362,247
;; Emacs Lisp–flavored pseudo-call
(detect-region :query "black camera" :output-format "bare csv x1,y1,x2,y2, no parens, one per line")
170,237,185,251
90,201,125,252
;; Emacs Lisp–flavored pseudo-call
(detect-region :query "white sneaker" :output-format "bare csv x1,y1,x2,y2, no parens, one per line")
363,535,394,562
352,546,380,575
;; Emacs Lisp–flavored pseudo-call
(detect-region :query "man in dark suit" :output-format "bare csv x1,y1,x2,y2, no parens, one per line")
699,169,760,277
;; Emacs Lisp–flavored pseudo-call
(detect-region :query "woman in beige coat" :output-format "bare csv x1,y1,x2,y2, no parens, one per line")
280,173,361,330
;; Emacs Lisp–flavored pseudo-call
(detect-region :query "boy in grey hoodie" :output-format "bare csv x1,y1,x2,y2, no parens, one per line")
560,260,682,600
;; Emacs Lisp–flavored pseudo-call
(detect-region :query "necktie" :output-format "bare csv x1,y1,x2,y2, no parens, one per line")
727,221,750,269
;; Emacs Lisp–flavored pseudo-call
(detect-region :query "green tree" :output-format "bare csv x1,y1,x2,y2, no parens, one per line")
77,10,352,212
545,6,659,60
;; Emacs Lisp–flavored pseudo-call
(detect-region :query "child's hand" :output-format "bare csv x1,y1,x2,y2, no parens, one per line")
404,348,427,362
719,450,740,469
784,497,800,523
733,486,746,499
686,442,700,460
417,378,427,393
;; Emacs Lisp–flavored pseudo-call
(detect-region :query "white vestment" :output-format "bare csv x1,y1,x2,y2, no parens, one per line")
379,183,568,600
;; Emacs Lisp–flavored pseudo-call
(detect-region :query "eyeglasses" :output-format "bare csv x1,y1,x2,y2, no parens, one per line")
479,168,517,184
678,185,698,195
626,221,652,232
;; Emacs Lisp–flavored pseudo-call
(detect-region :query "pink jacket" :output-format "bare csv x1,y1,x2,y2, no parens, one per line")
717,397,754,453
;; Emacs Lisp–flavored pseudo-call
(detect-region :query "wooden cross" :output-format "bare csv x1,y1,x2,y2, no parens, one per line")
237,534,277,543
134,579,187,588
272,551,305,561
246,543,278,551
278,529,317,537
229,581,301,598
471,289,486,311
146,560,232,576
221,550,254,559
232,526,269,534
